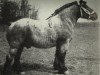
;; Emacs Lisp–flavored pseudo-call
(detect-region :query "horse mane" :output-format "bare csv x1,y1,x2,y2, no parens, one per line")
46,1,78,20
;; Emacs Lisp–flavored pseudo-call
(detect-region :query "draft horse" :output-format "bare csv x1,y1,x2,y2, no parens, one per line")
3,0,97,75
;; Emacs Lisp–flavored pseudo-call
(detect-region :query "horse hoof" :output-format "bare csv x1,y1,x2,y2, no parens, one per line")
20,72,26,75
64,71,70,75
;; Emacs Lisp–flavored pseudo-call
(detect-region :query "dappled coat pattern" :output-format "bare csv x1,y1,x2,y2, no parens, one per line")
7,2,78,48
3,1,98,75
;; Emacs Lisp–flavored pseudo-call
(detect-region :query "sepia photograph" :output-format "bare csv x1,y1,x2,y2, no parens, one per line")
0,0,100,75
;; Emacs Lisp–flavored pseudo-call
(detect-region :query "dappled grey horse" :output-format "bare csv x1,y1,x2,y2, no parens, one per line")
3,0,97,75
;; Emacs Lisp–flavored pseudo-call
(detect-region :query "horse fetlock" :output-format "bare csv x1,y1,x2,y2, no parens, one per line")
3,64,12,75
64,70,70,75
12,62,23,74
2,57,12,75
20,71,26,75
2,70,12,75
53,63,60,70
2,49,18,75
58,66,68,74
12,63,22,72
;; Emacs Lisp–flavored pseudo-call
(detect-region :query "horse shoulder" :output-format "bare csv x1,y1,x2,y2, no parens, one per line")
50,15,62,26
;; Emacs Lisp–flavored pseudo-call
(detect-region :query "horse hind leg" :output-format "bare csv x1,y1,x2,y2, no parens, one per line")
3,48,18,75
12,46,24,74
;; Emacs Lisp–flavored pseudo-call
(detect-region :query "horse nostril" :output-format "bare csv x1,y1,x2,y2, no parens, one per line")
90,12,98,20
95,13,98,20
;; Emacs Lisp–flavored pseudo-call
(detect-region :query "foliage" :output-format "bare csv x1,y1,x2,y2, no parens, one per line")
1,0,39,24
1,1,19,23
19,0,38,19
30,7,38,20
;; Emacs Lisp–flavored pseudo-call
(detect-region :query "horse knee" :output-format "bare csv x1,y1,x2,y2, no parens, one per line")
60,46,67,54
60,40,70,53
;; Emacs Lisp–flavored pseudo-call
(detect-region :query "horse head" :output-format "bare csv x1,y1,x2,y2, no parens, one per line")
79,0,98,20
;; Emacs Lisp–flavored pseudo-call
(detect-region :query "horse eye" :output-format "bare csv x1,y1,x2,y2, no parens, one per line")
82,4,86,8
85,10,89,13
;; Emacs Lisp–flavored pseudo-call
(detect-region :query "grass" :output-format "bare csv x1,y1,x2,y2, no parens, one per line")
0,22,100,75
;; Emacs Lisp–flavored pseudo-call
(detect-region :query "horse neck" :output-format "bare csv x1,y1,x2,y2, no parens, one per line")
59,5,80,26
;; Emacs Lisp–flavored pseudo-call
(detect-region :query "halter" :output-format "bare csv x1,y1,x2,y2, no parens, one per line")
88,11,95,19
80,6,95,19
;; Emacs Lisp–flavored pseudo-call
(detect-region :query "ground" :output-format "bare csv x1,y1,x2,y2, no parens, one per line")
0,22,100,75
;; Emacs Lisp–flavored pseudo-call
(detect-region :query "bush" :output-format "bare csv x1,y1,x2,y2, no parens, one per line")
1,1,19,23
1,0,39,25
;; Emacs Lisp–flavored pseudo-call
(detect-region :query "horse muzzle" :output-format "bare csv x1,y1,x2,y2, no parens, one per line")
89,12,98,20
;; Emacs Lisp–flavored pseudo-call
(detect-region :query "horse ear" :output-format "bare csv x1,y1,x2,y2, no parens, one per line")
80,0,83,2
79,0,83,5
79,0,87,6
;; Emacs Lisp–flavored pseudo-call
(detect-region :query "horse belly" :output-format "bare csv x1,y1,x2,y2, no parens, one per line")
31,35,57,48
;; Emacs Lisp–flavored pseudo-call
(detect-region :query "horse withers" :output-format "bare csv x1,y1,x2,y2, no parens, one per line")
3,0,97,75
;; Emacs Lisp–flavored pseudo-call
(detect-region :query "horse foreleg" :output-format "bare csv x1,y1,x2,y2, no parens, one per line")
3,48,18,75
54,39,70,74
12,47,23,74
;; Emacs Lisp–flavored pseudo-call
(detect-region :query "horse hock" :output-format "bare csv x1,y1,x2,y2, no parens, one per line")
3,48,23,75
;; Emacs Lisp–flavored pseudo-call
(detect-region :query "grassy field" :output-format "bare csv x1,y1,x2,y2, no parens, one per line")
0,22,100,75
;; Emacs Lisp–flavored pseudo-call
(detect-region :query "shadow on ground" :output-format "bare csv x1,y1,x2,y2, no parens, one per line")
22,63,54,73
0,62,60,75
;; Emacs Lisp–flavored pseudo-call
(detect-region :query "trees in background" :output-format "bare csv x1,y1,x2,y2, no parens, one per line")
19,0,39,19
30,7,38,19
0,0,38,24
1,1,19,23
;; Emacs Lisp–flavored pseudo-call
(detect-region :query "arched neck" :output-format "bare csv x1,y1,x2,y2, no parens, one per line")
59,5,80,25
